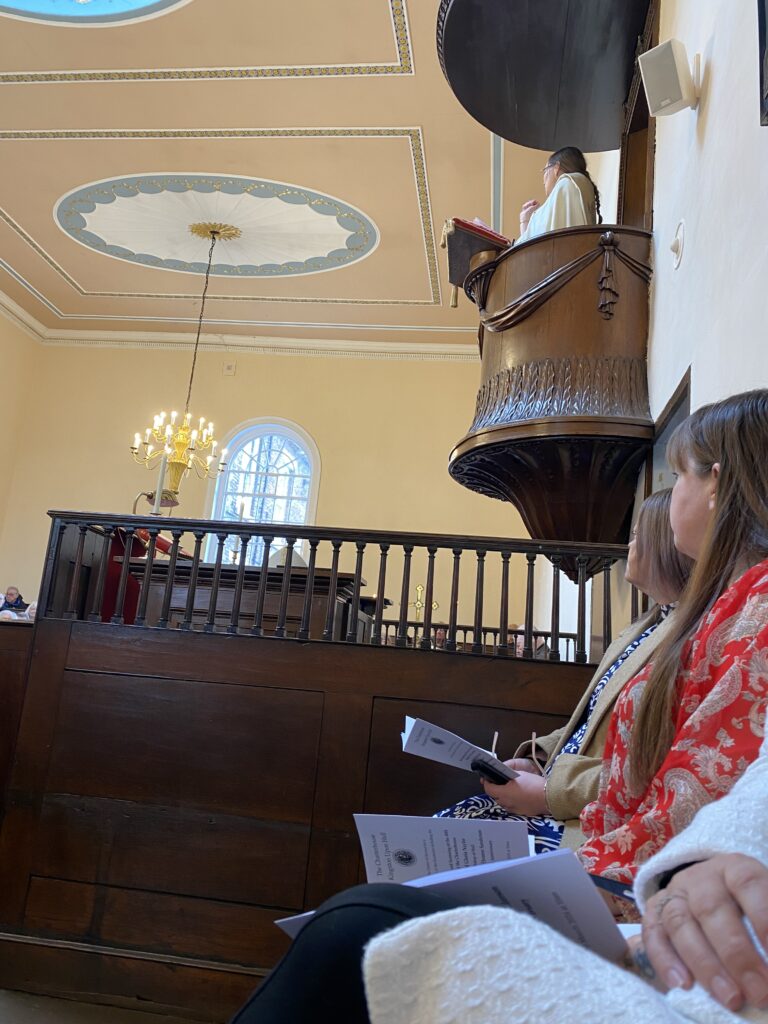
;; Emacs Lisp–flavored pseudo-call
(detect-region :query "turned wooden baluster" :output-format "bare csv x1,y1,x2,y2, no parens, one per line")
89,525,115,622
471,551,486,654
345,541,366,643
548,554,562,662
64,523,89,620
251,535,274,637
157,531,182,629
371,543,390,646
111,527,136,625
419,546,438,650
274,538,296,638
575,554,588,664
396,545,414,649
298,539,319,640
203,533,227,633
322,540,342,641
228,532,251,635
522,553,536,658
180,531,205,631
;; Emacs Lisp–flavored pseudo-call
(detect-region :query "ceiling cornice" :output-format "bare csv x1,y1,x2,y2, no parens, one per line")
0,287,478,362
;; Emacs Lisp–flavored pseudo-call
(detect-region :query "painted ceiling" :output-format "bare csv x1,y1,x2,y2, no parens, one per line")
0,0,548,355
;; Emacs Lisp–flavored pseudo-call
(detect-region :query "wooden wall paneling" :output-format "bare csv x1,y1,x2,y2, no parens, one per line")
0,937,260,1022
304,692,373,908
34,794,311,909
0,624,33,817
0,619,71,923
64,624,590,716
24,878,290,967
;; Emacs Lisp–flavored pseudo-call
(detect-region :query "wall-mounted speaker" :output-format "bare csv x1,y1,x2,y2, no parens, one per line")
638,39,699,117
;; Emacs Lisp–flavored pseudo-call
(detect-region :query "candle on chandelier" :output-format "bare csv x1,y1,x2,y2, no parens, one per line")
160,411,167,424
171,410,178,425
145,427,151,443
133,433,141,451
165,424,172,439
190,429,198,450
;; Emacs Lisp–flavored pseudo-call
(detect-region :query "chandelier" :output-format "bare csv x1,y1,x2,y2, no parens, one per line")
130,224,239,506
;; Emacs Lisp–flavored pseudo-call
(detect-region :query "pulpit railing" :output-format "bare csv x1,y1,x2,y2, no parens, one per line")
38,511,636,664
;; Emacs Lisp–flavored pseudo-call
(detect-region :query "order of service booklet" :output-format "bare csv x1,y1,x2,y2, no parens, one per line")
401,717,519,782
275,844,627,964
353,814,530,884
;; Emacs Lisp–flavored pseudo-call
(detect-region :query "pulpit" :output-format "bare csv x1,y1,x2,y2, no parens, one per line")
449,226,654,573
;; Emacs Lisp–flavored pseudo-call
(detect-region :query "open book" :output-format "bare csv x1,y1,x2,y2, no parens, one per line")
443,217,511,288
401,717,518,783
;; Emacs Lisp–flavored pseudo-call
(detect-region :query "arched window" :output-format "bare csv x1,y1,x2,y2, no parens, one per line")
209,420,320,566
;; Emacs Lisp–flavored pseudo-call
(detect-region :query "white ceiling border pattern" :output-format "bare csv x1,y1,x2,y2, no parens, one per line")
0,283,477,362
0,126,441,307
0,0,413,83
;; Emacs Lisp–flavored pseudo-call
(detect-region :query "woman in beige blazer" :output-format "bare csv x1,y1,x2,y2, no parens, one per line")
436,489,692,852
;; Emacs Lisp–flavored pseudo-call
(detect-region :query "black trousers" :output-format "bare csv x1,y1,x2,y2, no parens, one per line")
229,883,461,1024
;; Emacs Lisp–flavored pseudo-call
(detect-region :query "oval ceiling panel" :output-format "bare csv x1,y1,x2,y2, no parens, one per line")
54,173,380,277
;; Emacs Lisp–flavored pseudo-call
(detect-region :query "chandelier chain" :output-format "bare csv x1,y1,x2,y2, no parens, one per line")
185,230,218,415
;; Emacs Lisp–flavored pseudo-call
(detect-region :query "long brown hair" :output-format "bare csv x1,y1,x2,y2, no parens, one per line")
633,488,693,600
628,389,768,793
547,146,602,223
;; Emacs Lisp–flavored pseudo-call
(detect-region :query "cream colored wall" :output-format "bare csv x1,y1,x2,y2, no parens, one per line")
650,0,768,415
0,342,533,624
585,148,620,223
0,318,40,599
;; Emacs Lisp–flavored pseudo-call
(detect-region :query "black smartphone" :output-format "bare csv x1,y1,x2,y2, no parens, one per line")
470,758,511,786
589,873,636,903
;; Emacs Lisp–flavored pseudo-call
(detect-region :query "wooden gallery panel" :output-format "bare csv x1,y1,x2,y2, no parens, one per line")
365,696,568,816
19,672,323,964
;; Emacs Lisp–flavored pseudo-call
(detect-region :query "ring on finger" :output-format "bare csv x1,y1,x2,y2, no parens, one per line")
656,892,688,918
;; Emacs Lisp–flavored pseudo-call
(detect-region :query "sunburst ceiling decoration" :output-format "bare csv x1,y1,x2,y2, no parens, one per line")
0,0,190,24
54,173,380,277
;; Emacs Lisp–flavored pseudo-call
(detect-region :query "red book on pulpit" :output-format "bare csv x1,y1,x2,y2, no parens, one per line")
443,218,511,288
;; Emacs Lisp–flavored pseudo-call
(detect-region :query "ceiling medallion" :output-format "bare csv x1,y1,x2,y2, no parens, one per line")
55,173,380,277
189,221,242,242
0,0,191,24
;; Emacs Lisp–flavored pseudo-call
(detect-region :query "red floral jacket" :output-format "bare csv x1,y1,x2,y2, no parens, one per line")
578,558,768,884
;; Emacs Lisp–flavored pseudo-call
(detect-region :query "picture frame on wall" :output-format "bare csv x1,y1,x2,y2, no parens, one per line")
760,0,768,124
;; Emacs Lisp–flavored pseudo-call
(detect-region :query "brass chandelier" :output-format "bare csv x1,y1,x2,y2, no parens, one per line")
130,224,237,506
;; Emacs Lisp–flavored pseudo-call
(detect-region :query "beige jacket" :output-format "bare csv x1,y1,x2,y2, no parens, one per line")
513,607,678,849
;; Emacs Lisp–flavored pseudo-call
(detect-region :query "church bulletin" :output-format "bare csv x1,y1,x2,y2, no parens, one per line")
353,814,530,884
401,717,519,782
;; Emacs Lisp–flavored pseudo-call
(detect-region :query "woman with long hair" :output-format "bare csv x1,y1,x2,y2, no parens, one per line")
517,145,602,243
436,489,692,858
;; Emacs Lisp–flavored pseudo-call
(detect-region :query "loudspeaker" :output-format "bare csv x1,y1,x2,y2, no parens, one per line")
638,39,698,116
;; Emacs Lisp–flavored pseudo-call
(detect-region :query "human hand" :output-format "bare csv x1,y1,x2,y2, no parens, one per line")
642,854,768,1011
505,757,541,776
481,767,547,815
519,199,540,230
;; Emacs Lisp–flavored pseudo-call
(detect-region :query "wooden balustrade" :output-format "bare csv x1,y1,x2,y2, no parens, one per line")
39,511,634,663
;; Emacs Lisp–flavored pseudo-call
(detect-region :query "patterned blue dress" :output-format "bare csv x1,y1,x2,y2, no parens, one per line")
435,608,670,854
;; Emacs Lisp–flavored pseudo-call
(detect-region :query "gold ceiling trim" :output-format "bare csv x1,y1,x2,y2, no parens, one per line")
0,0,412,83
0,127,441,307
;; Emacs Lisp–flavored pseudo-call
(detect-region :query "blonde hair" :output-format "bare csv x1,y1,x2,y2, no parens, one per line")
628,390,768,792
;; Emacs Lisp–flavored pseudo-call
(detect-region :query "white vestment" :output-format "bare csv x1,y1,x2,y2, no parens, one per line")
516,171,597,244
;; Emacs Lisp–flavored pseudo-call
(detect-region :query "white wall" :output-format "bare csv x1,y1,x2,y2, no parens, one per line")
649,0,768,415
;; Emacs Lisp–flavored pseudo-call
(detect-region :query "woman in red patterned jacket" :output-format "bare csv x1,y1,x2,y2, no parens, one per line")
572,389,768,890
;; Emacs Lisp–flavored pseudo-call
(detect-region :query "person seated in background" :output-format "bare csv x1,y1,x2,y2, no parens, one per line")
436,489,691,857
0,586,28,613
508,624,549,659
516,145,601,244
